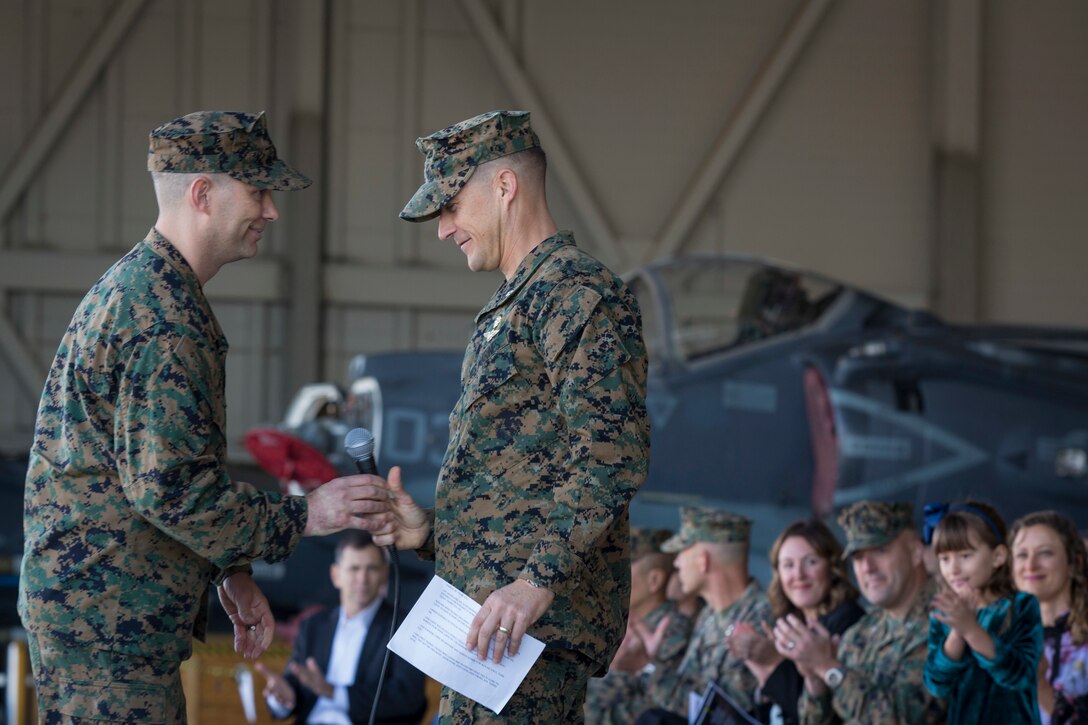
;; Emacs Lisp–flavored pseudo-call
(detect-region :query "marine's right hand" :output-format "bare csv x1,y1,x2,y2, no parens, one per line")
303,474,392,537
370,466,431,550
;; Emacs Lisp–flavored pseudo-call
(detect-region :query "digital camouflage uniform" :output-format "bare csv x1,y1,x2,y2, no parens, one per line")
586,600,696,725
586,529,694,725
401,111,651,724
633,507,774,718
797,500,947,725
19,111,311,724
797,579,944,725
648,580,771,716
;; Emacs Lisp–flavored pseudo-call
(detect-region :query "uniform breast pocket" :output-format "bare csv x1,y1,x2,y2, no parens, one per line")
462,341,519,410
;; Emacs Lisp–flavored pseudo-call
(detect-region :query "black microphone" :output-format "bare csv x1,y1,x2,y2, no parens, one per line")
342,426,397,725
344,427,379,476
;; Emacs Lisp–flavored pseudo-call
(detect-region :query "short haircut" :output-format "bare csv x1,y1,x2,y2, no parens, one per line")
334,530,383,563
636,550,677,575
478,147,547,188
150,171,208,209
702,540,748,566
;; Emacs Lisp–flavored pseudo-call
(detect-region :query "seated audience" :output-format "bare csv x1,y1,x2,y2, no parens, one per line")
735,520,865,724
923,501,1042,724
586,528,697,724
786,500,946,724
1012,511,1088,724
629,506,773,724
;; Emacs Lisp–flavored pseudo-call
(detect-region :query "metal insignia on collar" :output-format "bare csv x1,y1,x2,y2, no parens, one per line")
482,314,504,342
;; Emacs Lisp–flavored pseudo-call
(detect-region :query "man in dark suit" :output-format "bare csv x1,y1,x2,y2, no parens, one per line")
256,531,427,724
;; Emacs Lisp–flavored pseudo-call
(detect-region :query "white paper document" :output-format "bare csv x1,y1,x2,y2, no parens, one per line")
387,575,545,714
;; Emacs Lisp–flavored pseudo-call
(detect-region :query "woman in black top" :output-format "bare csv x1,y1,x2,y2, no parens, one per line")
733,520,865,725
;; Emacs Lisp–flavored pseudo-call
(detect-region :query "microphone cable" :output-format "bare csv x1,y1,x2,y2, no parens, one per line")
368,545,399,725
342,427,401,725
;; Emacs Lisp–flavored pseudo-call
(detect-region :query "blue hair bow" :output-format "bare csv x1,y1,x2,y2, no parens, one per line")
922,502,1001,545
921,503,948,545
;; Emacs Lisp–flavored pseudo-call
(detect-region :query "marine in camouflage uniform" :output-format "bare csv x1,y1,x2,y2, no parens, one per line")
587,600,695,725
797,501,947,725
18,112,363,724
586,529,696,725
397,110,651,723
637,507,773,721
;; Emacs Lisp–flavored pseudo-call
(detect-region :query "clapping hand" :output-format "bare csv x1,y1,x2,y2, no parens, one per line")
729,621,781,686
254,661,296,710
610,619,656,673
931,587,979,635
630,612,672,662
773,614,838,679
288,657,334,699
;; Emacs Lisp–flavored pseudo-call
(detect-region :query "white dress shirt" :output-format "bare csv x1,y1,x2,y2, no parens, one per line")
268,598,383,724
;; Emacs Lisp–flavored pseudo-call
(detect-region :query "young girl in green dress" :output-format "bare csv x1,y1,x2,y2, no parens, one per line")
924,501,1044,724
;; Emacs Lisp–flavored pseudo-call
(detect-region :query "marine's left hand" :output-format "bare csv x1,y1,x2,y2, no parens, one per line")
218,572,275,659
467,579,555,663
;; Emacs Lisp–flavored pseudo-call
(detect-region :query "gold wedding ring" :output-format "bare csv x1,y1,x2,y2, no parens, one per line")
498,626,511,634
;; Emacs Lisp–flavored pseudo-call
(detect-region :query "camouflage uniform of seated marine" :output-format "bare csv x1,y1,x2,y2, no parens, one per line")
641,507,773,718
19,111,312,724
399,110,651,723
798,501,947,725
585,529,697,725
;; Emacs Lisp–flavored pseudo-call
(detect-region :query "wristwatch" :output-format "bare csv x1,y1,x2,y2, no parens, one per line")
823,666,845,689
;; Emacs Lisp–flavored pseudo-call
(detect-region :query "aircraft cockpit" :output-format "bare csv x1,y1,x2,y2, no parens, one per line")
626,255,843,368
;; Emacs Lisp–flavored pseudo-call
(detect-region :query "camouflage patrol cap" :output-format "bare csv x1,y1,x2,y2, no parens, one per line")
630,528,674,561
147,111,311,191
838,501,915,558
661,506,752,553
399,110,541,223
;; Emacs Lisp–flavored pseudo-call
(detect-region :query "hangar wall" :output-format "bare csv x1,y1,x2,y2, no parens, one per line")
0,0,1086,457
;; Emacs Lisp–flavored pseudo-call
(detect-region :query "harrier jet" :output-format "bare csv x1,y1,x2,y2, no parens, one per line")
257,253,1088,601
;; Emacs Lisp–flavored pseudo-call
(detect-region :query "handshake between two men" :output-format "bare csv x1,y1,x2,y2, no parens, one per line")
221,465,553,668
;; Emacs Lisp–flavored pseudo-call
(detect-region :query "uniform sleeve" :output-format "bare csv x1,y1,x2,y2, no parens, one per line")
924,615,968,697
651,643,727,715
801,619,946,725
973,593,1044,691
591,670,652,724
799,686,840,725
114,325,307,569
651,602,769,716
520,286,650,594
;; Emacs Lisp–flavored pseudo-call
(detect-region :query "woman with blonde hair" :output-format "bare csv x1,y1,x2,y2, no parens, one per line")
1011,510,1088,724
732,519,864,724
